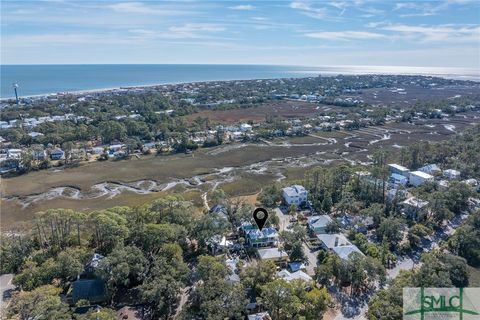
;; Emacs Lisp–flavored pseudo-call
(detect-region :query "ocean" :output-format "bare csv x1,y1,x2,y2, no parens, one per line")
1,64,478,98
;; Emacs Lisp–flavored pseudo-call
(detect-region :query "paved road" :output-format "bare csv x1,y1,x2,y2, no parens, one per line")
0,274,15,318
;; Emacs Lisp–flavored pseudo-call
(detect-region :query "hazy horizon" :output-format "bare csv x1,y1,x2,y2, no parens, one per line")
1,1,479,68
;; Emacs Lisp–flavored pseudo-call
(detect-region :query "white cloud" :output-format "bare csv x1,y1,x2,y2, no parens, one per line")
290,1,328,19
106,2,192,16
229,5,255,11
382,24,480,43
305,30,386,41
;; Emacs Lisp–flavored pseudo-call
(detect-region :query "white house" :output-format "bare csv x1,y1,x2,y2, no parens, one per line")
317,233,351,250
240,123,253,132
418,164,442,175
409,171,434,187
388,164,410,177
277,269,313,283
401,197,429,220
443,169,461,180
282,185,308,206
332,245,364,261
317,233,364,261
257,248,288,263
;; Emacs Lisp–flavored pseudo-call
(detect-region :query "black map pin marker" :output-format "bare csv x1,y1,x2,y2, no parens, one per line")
253,208,268,231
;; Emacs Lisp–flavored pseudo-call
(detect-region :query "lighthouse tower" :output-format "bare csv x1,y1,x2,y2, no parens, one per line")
13,83,19,105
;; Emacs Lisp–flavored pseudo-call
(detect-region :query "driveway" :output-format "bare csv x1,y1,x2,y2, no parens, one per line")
274,207,318,275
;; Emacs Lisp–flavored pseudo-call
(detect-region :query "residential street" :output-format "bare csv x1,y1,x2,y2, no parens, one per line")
275,207,318,275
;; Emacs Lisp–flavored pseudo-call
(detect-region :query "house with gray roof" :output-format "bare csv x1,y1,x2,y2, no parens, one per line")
332,245,364,261
307,215,333,235
243,226,278,247
282,185,308,206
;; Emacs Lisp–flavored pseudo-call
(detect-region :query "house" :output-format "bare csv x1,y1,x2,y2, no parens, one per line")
257,248,288,263
418,164,442,175
206,235,233,254
210,204,228,219
317,234,363,260
28,132,44,139
240,123,253,132
282,185,308,206
307,215,333,235
401,197,429,220
332,245,364,261
388,163,410,177
443,169,461,180
109,144,125,152
50,148,65,160
317,233,351,250
244,227,278,247
288,262,306,272
409,171,434,187
277,269,313,283
463,179,478,187
32,149,47,161
389,173,408,186
225,257,240,284
116,306,143,320
71,279,107,304
438,179,449,190
7,149,22,159
248,312,271,320
85,253,104,275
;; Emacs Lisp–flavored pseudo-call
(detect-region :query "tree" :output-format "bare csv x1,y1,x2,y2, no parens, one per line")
187,255,247,319
260,279,302,320
289,241,306,262
443,182,473,214
9,285,70,320
240,260,276,295
377,217,403,249
258,184,282,207
429,194,454,227
303,287,331,319
140,244,190,319
97,245,148,300
321,192,333,213
89,210,130,254
193,213,230,249
288,204,297,215
99,121,127,144
448,210,480,266
77,308,116,320
325,220,340,233
408,224,430,248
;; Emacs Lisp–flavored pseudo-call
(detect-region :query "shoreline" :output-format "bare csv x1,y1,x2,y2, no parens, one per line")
2,66,480,100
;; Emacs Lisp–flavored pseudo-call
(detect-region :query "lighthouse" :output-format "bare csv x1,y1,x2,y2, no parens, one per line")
13,83,19,105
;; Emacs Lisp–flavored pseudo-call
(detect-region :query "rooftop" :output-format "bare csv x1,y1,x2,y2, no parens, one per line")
317,233,351,249
410,170,434,179
402,197,429,208
277,269,313,282
307,215,333,228
332,245,364,260
257,247,288,260
282,185,307,197
388,163,409,172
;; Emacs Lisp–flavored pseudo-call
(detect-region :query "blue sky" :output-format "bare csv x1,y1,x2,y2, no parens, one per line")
1,0,479,69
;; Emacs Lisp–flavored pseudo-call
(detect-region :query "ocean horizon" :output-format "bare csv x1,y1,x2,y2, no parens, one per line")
1,64,479,98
